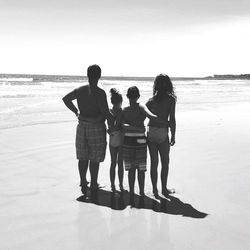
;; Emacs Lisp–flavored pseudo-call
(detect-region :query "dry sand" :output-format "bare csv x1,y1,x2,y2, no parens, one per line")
1,103,250,250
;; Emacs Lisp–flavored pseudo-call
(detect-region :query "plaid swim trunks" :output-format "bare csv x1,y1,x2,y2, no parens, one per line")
123,133,147,171
75,121,107,162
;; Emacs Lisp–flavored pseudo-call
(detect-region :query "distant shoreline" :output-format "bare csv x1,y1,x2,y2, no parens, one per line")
1,73,250,82
204,74,250,80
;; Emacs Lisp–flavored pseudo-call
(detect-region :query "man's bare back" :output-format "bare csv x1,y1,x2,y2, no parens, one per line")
74,85,109,121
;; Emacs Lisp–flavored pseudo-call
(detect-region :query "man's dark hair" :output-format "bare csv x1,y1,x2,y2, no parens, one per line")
87,64,101,80
126,86,140,100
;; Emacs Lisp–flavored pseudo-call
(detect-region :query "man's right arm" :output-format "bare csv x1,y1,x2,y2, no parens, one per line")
62,90,78,117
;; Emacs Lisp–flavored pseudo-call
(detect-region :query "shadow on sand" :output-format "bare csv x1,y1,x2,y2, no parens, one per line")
77,189,208,219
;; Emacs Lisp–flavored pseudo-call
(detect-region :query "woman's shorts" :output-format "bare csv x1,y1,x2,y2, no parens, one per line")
123,133,147,171
147,126,169,144
76,121,107,162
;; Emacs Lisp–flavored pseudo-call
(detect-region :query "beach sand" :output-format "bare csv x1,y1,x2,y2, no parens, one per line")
1,103,250,250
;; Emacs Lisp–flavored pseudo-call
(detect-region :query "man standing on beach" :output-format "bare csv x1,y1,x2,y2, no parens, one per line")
62,64,113,194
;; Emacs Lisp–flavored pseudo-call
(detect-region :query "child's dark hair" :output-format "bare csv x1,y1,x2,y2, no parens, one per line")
110,88,123,105
126,86,140,99
153,74,176,102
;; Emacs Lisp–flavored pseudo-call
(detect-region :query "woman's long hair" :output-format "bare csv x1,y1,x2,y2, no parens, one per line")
153,74,176,102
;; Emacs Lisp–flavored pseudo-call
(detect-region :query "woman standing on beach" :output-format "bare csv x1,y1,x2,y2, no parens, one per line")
146,74,176,197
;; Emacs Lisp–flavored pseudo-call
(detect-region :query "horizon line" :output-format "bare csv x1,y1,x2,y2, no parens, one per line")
1,72,250,79
0,72,211,79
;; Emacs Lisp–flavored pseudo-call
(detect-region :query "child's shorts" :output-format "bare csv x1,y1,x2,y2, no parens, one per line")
123,133,147,171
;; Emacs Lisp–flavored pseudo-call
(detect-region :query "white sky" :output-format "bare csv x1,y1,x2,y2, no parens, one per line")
0,0,250,77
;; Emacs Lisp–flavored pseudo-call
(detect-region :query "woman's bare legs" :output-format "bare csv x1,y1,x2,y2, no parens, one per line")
148,141,159,195
158,139,170,195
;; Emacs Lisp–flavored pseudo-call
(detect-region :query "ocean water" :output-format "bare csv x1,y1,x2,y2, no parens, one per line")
0,75,250,129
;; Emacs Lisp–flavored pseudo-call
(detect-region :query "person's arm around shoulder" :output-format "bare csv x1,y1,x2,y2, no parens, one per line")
62,90,79,117
140,103,156,119
169,97,176,146
140,103,168,125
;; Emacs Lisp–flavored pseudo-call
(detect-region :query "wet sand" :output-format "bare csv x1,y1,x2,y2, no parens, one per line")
1,103,250,250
